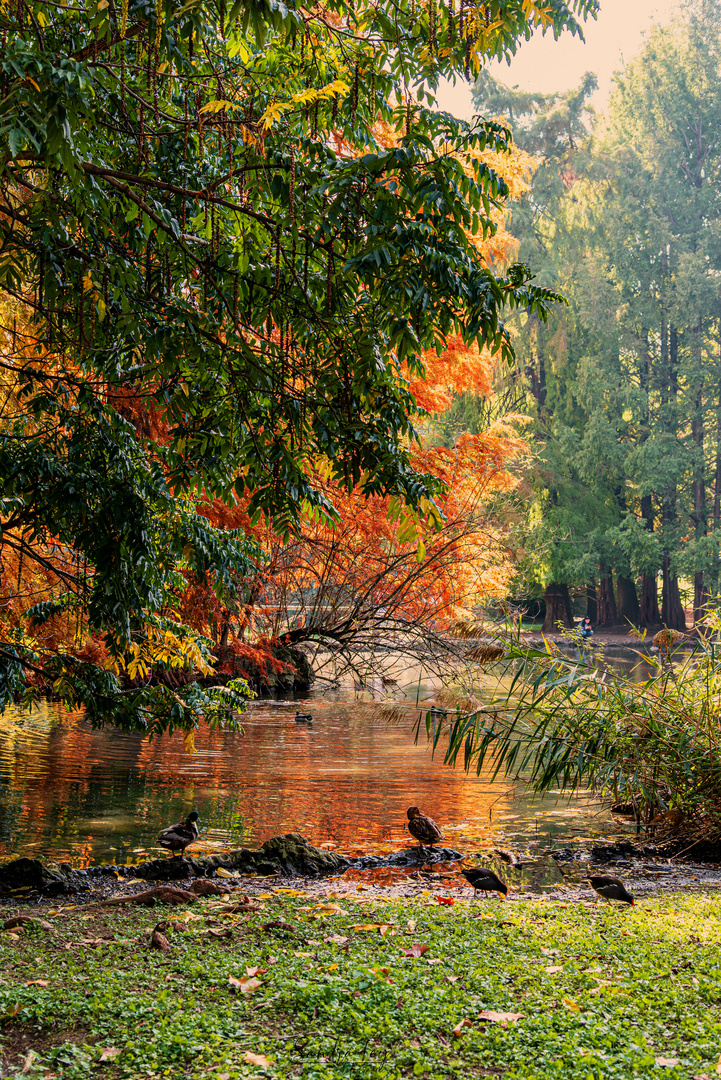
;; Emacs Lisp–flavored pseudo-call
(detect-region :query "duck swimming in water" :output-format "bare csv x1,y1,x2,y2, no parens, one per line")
158,811,200,857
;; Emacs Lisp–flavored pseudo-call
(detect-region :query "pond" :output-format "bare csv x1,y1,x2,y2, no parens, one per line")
0,686,636,867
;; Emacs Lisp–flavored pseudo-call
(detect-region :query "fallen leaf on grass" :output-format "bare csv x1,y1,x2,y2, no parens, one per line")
353,923,393,935
452,1019,473,1037
25,980,49,987
245,966,267,978
324,934,348,945
656,1058,680,1068
477,1011,524,1026
274,888,308,896
562,997,580,1011
445,975,460,984
151,930,171,952
435,896,455,906
545,966,563,974
99,1048,121,1062
207,928,233,940
21,1049,39,1073
243,1051,272,1068
229,975,264,995
400,943,428,958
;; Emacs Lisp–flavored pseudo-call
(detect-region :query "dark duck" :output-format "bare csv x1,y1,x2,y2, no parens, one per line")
406,806,444,851
158,811,200,857
461,866,508,900
588,874,635,906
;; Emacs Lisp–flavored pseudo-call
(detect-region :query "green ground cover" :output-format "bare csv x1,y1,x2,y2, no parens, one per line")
0,892,718,1079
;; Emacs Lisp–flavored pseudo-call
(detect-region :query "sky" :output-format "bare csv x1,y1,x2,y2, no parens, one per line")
434,0,682,120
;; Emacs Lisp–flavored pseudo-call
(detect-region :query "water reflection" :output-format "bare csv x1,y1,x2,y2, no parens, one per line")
0,686,632,867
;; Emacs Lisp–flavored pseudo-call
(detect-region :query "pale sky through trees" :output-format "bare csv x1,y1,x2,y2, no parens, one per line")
435,0,681,119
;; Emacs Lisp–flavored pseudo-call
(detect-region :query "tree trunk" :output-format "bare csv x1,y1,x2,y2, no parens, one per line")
541,583,573,633
661,553,687,630
691,326,708,625
585,583,598,623
639,574,660,628
597,567,618,626
616,575,640,625
639,494,661,627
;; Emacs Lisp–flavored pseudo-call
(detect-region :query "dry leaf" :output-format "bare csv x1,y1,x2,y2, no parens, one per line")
239,977,263,995
477,1010,524,1026
562,998,580,1012
99,1047,121,1062
25,979,49,987
243,1051,272,1068
324,934,348,945
656,1058,680,1068
452,1019,473,1037
435,896,455,906
274,888,307,896
545,965,563,974
446,975,460,984
400,943,428,958
215,867,236,879
425,958,444,965
245,966,268,978
407,919,417,931
352,923,394,934
21,1050,40,1074
207,928,233,940
150,930,171,952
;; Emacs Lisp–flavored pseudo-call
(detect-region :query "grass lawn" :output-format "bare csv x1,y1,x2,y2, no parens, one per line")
0,890,719,1079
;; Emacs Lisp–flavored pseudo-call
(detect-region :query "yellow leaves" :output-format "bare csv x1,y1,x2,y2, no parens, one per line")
200,99,239,114
259,101,290,133
562,997,580,1012
352,923,394,936
114,622,215,680
260,79,349,132
183,732,196,754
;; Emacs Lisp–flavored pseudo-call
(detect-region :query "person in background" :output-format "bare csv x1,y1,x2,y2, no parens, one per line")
580,616,594,639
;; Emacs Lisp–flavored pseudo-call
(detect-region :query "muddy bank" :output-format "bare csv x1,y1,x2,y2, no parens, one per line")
2,833,719,904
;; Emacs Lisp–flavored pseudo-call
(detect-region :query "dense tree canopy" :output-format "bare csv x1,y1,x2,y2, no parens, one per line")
0,0,598,728
471,0,721,632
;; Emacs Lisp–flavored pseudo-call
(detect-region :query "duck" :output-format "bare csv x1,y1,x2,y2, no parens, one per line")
158,811,200,857
295,711,313,724
406,806,444,851
588,874,634,905
494,848,523,867
461,866,508,900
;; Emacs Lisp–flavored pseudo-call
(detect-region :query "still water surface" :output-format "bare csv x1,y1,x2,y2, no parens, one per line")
0,689,631,866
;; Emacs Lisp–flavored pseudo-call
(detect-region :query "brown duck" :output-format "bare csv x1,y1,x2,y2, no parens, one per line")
406,806,444,850
158,811,200,857
461,867,508,900
588,874,634,905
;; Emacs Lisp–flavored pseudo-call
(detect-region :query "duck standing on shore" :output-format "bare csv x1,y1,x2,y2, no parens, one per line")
406,806,444,851
158,811,200,857
588,874,635,906
461,866,508,900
